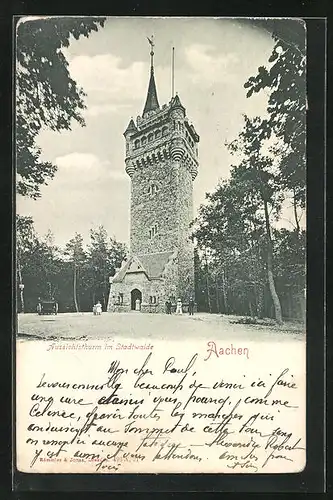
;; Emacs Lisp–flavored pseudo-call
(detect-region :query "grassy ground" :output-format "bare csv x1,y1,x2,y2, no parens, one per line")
16,312,305,343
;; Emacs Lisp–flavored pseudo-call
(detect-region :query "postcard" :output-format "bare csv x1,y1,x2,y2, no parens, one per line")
15,16,307,474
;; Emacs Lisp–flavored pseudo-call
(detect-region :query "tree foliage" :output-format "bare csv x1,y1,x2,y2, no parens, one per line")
16,217,127,313
85,226,127,310
192,24,306,323
192,110,305,322
16,17,106,199
244,24,306,209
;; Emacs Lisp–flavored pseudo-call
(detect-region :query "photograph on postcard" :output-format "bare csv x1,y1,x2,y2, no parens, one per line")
15,16,306,474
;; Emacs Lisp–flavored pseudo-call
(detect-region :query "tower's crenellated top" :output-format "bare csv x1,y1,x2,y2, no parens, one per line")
124,39,200,181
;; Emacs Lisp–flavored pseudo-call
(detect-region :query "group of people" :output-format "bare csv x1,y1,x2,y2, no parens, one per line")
165,297,195,315
93,301,102,315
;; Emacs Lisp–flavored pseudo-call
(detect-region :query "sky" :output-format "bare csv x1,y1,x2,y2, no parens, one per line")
17,17,289,249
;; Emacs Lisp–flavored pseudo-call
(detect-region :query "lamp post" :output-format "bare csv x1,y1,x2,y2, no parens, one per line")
19,283,25,313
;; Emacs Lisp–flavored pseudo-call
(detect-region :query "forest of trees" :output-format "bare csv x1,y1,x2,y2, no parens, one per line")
17,217,126,313
192,23,306,322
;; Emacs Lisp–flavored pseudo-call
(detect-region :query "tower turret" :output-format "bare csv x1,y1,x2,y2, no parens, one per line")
124,118,137,177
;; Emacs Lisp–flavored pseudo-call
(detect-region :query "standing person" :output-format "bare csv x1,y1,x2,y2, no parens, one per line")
95,301,102,315
165,300,170,314
188,296,194,316
93,304,97,315
176,298,182,315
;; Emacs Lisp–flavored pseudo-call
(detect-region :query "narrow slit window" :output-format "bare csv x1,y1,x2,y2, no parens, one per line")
148,184,159,196
149,224,158,238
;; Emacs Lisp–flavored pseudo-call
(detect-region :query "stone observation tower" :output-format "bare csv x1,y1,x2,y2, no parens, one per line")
108,37,199,313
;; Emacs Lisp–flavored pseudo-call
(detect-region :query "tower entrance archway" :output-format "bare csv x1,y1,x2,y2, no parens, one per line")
131,288,142,310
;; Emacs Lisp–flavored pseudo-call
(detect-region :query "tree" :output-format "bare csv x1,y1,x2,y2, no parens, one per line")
227,115,284,324
86,226,127,310
273,228,306,320
244,23,306,230
64,233,86,313
16,16,106,199
16,216,63,312
192,176,267,318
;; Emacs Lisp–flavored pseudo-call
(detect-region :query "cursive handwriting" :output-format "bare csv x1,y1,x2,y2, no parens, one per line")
20,348,305,474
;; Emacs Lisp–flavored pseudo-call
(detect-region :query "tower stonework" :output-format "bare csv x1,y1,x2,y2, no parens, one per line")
108,42,199,313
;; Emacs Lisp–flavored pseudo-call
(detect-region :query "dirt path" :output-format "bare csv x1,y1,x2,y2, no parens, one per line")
17,312,305,343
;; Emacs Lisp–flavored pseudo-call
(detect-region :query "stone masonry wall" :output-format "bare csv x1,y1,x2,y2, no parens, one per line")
108,270,175,313
130,159,179,255
176,163,195,301
129,157,195,302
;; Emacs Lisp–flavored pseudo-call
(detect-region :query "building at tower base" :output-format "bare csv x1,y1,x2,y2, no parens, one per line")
107,41,199,313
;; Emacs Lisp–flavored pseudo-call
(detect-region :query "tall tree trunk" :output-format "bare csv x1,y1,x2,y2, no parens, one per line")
221,269,228,313
288,289,293,320
17,257,24,313
204,250,212,313
215,275,220,313
73,265,79,313
263,199,283,324
253,162,282,324
257,285,264,319
293,188,300,237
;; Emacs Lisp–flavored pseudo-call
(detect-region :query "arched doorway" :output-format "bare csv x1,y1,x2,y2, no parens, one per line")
131,289,142,310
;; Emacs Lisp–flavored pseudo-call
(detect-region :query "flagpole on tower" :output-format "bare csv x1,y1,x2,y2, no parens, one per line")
147,34,154,72
171,46,175,98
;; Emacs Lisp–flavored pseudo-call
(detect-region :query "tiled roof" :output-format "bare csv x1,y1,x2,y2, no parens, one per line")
124,118,137,135
112,250,176,283
137,251,175,278
143,69,160,116
112,258,132,283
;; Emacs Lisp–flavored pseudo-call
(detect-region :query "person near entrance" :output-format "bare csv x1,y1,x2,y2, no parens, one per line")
95,301,102,315
131,289,142,310
188,297,194,315
176,298,182,314
165,299,171,314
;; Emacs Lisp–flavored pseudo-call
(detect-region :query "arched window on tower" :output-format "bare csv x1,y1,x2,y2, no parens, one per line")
134,139,140,149
148,133,154,142
155,129,161,139
162,126,168,136
148,183,159,196
141,136,147,146
149,224,158,239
